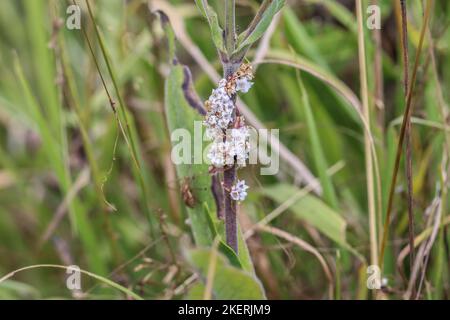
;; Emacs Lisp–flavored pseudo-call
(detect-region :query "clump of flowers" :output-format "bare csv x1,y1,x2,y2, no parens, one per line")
207,126,250,168
230,179,249,202
204,63,254,202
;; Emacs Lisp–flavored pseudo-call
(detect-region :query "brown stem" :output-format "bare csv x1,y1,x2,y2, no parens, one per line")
222,70,239,252
222,1,240,253
211,173,225,219
224,165,238,252
400,0,416,298
379,0,432,269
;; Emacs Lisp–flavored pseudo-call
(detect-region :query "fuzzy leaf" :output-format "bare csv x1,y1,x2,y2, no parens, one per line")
165,63,216,246
154,10,176,62
236,0,285,52
194,0,225,52
185,248,266,299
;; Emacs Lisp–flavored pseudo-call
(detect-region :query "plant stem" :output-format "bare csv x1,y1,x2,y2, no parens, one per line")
224,166,238,252
225,0,236,55
83,0,156,238
356,0,378,268
399,0,416,298
379,0,432,269
223,62,239,253
371,0,384,130
223,0,239,253
56,13,120,264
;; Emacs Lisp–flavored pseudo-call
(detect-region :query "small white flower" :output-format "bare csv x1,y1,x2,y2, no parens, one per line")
230,179,249,201
218,78,227,88
203,67,254,171
228,126,250,166
235,77,253,93
207,140,234,167
205,127,223,140
204,79,235,132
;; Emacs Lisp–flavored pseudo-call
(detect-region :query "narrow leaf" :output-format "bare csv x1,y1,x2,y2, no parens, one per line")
194,0,225,52
236,0,285,51
296,71,339,209
185,248,266,299
262,184,347,246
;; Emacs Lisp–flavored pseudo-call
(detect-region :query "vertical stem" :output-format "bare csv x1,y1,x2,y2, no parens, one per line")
379,0,432,270
371,0,384,131
371,0,384,245
356,0,378,268
223,69,238,252
399,0,416,298
223,0,238,253
225,0,236,55
84,0,156,238
224,166,238,252
55,10,120,264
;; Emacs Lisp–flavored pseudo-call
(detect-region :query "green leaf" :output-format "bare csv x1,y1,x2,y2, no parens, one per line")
185,248,266,299
296,71,338,209
165,63,216,246
160,11,216,245
155,10,176,61
194,0,225,52
203,203,255,273
236,0,285,51
0,280,40,299
261,184,347,246
306,0,356,34
185,282,207,299
283,7,329,71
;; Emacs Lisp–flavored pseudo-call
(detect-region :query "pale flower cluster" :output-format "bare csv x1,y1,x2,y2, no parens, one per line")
203,79,234,131
207,126,250,168
203,64,254,202
230,179,249,202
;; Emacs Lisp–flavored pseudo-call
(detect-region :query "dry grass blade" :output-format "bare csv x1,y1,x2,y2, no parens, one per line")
39,167,90,246
203,237,220,300
398,0,416,298
396,195,437,293
403,192,442,299
257,57,383,217
414,193,443,299
379,0,433,268
81,0,157,237
0,264,143,300
256,224,334,299
371,0,384,124
397,210,450,270
356,0,378,267
244,161,345,239
259,57,362,111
